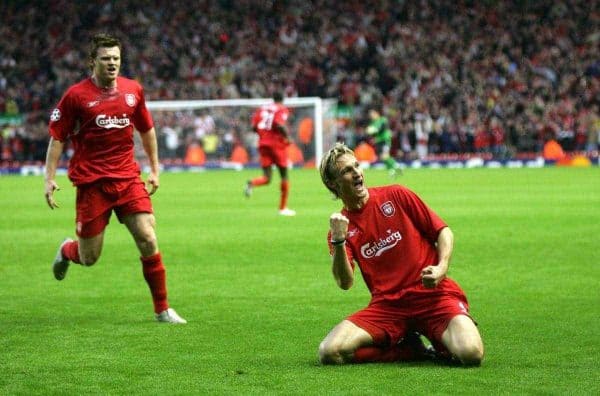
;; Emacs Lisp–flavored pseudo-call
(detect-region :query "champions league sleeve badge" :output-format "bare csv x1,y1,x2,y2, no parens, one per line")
380,201,396,217
50,108,61,122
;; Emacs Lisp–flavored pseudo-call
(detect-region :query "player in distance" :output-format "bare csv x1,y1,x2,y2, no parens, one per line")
318,143,484,365
44,33,186,324
366,106,400,177
245,92,296,216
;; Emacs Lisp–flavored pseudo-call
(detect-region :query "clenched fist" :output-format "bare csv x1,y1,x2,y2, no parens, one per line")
329,213,349,242
421,265,446,288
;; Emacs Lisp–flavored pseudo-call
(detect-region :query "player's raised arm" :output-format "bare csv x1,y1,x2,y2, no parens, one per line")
44,137,64,209
330,213,354,289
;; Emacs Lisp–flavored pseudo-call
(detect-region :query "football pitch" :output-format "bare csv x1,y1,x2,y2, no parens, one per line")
1,166,599,395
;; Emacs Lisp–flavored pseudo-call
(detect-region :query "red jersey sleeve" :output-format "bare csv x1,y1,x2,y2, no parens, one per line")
132,86,153,133
48,88,78,142
393,185,447,242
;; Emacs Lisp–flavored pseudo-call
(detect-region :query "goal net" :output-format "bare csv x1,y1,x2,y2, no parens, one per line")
145,97,338,169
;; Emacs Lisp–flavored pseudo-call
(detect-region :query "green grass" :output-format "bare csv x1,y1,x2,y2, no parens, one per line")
1,167,599,395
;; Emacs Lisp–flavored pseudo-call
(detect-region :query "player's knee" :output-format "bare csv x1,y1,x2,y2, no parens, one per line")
318,342,340,364
318,341,350,365
135,217,158,255
455,344,484,366
137,235,158,256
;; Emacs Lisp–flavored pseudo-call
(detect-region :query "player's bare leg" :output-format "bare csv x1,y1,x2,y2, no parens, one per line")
78,233,105,266
277,166,295,216
319,320,374,364
441,314,484,366
123,212,158,257
123,212,186,324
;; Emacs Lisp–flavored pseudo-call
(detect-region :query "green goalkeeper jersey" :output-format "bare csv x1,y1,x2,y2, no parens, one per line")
366,116,392,144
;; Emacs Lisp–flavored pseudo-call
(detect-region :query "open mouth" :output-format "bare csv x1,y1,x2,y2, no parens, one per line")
353,178,364,188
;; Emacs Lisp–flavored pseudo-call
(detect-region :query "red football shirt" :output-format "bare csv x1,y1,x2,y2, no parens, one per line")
328,185,448,301
48,76,154,186
251,103,290,148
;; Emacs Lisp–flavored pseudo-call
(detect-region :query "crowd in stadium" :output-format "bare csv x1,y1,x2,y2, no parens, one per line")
1,0,599,164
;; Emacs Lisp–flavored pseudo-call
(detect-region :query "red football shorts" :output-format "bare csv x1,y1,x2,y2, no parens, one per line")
75,178,153,238
258,145,289,168
347,278,475,354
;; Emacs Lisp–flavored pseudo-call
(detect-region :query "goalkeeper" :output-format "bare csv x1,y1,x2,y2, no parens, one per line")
366,107,400,176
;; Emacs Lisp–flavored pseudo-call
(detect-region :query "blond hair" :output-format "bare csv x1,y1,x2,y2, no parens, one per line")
319,142,355,198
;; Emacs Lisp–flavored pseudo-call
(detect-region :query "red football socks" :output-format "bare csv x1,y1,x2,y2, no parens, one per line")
251,176,269,186
140,252,169,314
279,180,289,210
352,345,416,363
61,240,81,264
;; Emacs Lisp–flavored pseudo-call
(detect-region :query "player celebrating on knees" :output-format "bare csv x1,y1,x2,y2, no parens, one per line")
44,33,186,324
318,143,483,365
245,92,295,216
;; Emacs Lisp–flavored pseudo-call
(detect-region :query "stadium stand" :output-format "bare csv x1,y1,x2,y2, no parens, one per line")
0,0,598,166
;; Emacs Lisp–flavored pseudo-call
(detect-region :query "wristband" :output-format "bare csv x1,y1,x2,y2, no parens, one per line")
331,239,346,246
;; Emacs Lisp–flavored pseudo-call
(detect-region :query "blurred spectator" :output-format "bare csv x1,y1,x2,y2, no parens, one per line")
193,110,215,140
161,124,181,159
202,132,219,160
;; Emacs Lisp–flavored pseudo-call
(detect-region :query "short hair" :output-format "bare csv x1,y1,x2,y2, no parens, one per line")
273,92,284,103
319,142,355,198
89,33,121,66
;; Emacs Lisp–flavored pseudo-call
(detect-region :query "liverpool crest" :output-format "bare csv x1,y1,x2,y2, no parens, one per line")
125,94,136,107
380,201,395,217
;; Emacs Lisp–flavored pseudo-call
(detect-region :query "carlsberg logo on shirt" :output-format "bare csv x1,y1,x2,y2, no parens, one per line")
360,229,402,258
96,114,131,129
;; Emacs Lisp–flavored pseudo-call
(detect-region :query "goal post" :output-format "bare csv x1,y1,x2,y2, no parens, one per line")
146,97,337,168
